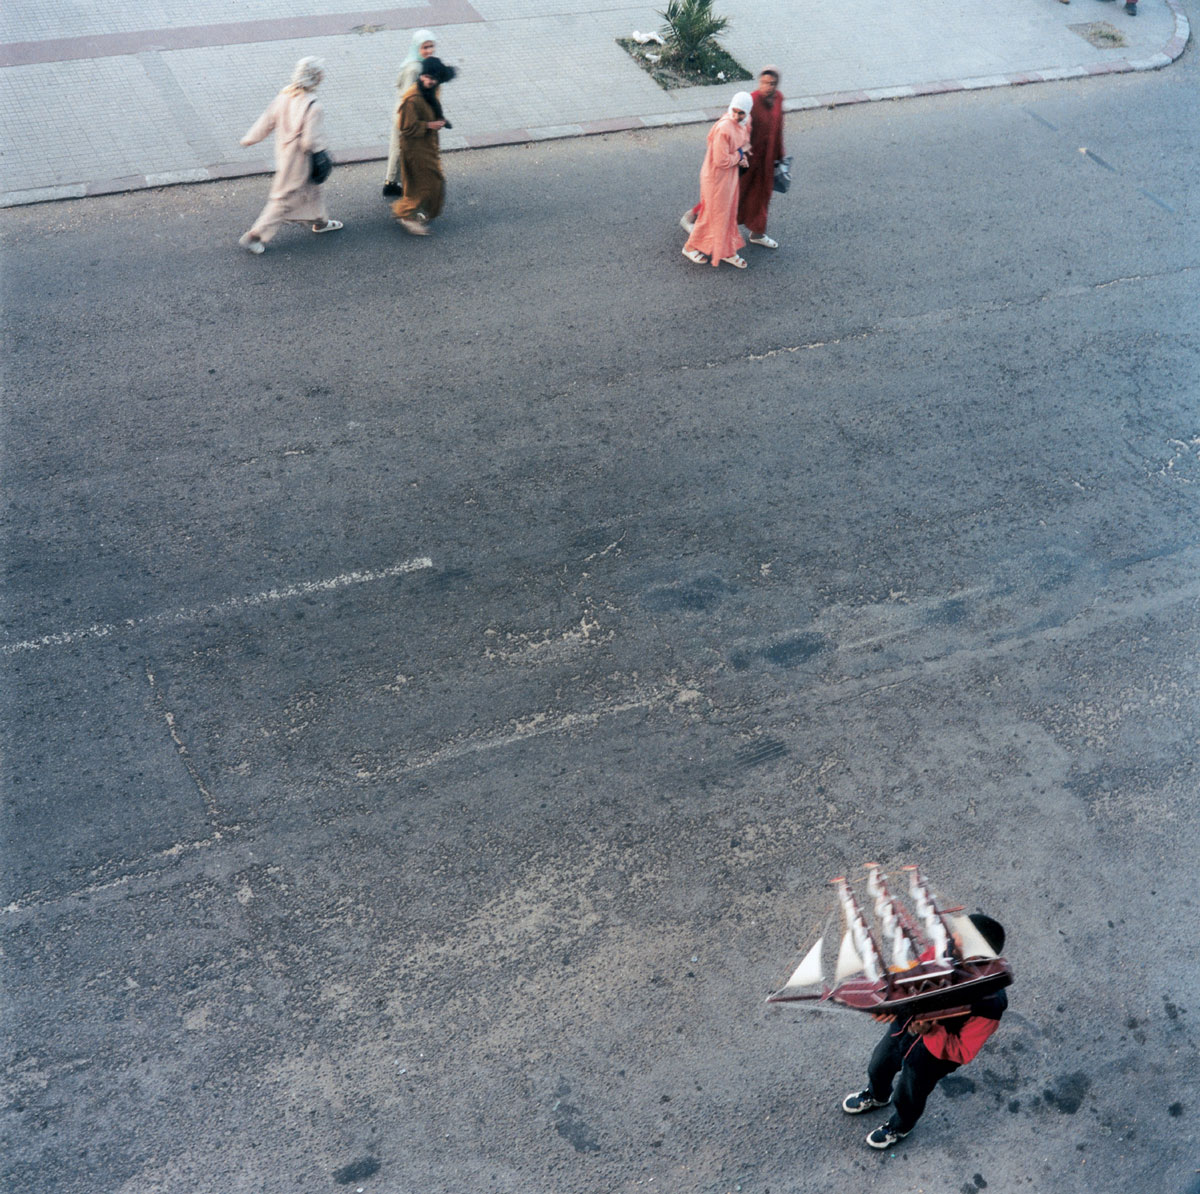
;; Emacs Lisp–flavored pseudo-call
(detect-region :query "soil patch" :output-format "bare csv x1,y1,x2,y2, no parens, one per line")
1069,21,1127,48
617,38,751,91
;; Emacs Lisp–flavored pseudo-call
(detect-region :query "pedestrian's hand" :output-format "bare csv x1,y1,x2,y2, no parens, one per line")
429,119,446,130
871,1013,896,1023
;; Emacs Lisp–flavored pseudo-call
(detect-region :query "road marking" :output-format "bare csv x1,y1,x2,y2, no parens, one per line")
2,833,227,915
1,681,703,915
354,682,702,783
1,556,433,655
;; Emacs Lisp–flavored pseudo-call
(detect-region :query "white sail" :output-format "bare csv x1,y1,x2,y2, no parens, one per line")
835,876,884,982
784,937,825,989
865,864,883,905
834,930,865,982
890,930,915,969
930,918,952,963
906,865,951,958
851,917,882,981
950,914,998,959
905,865,932,920
868,864,918,970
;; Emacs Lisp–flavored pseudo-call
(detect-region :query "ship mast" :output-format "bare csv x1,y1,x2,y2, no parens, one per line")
832,875,883,981
865,863,919,969
903,865,958,965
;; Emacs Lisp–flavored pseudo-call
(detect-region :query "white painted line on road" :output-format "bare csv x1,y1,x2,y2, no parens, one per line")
744,331,873,362
2,556,434,655
730,270,1188,371
2,832,227,915
1,682,705,913
356,681,704,783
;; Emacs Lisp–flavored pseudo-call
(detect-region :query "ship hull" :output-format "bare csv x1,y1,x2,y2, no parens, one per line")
767,959,1012,1017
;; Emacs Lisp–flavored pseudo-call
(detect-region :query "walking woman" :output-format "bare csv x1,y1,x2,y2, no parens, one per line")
681,91,753,269
391,57,452,235
238,57,342,254
383,29,437,197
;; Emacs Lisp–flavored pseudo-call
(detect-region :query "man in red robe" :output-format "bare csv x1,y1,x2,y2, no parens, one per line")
738,67,786,249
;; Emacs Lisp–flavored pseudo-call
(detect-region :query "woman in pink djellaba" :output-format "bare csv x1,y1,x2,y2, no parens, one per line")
681,91,753,269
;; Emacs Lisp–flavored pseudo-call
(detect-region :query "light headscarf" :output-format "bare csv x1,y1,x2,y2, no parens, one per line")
289,56,324,91
401,28,436,69
729,91,754,121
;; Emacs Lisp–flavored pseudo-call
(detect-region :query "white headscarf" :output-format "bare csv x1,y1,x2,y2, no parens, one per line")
289,56,324,91
397,28,436,90
729,91,754,121
401,28,435,69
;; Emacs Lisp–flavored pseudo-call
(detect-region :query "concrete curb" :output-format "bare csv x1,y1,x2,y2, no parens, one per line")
1,0,1188,210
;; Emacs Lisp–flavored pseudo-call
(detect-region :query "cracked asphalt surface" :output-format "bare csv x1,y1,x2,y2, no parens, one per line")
2,58,1198,1194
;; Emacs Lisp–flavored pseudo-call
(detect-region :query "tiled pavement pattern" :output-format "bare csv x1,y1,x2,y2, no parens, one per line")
0,0,1189,206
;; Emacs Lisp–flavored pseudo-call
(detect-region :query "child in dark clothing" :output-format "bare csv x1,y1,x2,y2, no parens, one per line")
841,914,1008,1148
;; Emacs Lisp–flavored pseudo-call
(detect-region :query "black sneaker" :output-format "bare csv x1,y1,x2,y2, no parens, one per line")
842,1089,890,1114
382,182,402,197
867,1124,909,1149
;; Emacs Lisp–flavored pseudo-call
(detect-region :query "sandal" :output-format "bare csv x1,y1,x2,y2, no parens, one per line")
721,254,748,269
312,219,343,233
682,247,708,264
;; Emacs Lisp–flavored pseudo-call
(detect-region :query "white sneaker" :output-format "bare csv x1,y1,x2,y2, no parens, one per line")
238,232,265,254
842,1089,890,1114
866,1124,909,1149
749,233,779,249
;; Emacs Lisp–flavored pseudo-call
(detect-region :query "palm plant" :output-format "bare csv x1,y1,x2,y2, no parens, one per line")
659,0,730,71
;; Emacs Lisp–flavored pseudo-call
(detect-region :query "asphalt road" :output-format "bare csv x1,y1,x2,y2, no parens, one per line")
2,54,1198,1194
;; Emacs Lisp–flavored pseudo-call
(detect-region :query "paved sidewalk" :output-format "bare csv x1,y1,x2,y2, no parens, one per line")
0,0,1190,207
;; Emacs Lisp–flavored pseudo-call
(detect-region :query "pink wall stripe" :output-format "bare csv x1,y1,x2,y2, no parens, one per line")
0,0,481,67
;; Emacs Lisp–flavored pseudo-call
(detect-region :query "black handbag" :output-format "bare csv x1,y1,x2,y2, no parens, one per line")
773,155,793,194
311,149,333,184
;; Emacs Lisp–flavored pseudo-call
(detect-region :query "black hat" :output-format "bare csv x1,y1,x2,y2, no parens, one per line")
419,56,452,84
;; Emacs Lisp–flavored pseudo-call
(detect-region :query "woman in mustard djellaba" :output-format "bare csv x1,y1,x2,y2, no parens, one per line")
391,57,456,235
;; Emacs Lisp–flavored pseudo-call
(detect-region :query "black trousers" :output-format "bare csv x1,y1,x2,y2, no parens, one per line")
867,1027,959,1133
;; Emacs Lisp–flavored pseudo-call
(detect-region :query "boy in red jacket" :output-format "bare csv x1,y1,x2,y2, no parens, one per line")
841,914,1008,1148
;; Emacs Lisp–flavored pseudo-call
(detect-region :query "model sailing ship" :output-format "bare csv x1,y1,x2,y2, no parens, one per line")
766,865,1013,1019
